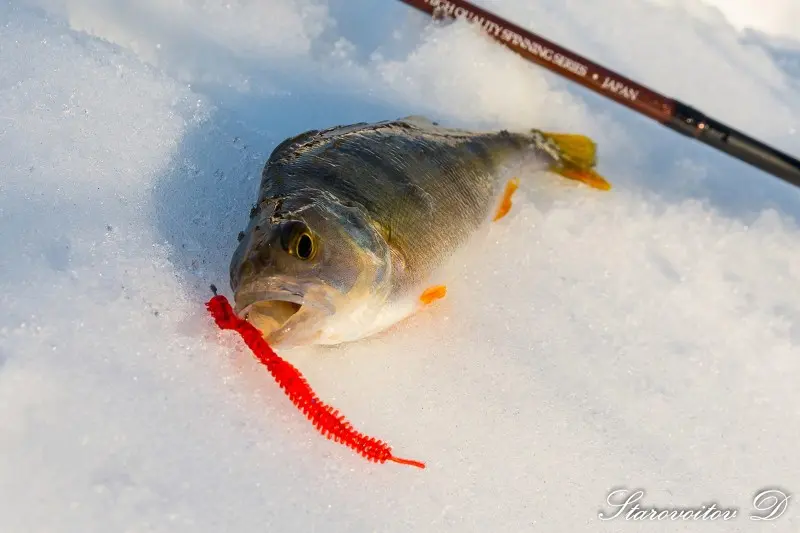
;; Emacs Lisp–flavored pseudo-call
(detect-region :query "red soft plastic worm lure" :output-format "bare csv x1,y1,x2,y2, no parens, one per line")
205,287,425,469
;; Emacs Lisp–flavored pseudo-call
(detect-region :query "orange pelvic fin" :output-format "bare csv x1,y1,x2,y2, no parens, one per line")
492,178,520,221
420,285,447,305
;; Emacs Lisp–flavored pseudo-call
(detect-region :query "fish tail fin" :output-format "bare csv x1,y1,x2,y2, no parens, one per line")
531,130,611,191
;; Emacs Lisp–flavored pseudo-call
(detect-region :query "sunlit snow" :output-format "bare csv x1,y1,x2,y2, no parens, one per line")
2,1,799,531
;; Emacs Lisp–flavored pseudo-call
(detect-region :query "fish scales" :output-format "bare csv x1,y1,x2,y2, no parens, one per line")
258,117,530,288
231,115,608,347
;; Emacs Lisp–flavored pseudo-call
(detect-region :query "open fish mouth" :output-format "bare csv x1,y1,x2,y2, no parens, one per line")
234,291,304,338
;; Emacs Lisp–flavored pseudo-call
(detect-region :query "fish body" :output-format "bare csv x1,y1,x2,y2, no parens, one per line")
230,115,608,348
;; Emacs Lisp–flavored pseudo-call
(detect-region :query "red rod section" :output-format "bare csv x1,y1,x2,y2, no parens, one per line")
397,0,675,122
396,0,800,189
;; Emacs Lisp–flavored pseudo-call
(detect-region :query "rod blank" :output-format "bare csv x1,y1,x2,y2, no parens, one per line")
666,102,800,187
396,0,800,190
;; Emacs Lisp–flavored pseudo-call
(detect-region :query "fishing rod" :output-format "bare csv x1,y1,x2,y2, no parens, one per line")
396,0,800,190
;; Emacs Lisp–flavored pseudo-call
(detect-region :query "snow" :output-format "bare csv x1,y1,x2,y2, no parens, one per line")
697,0,800,41
2,0,799,531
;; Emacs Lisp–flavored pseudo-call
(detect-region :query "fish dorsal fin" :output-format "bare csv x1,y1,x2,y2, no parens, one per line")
265,122,372,167
265,129,320,166
396,115,440,128
265,117,447,167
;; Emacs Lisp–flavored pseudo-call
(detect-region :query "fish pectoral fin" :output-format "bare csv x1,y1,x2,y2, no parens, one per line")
538,131,612,191
493,178,520,222
419,285,447,305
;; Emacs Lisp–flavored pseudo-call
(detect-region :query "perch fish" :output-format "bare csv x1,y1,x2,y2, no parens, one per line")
229,115,610,348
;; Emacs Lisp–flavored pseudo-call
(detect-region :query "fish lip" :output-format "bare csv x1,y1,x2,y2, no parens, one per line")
233,286,336,348
233,290,305,318
233,277,338,318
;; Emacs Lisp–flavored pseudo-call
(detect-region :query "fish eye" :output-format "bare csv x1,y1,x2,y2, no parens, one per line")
280,220,317,261
295,232,314,260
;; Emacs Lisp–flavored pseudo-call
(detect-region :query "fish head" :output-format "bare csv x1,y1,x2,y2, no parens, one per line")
229,192,391,347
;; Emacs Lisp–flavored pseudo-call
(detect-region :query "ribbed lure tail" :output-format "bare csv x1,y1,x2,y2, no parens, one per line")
534,131,611,190
205,285,425,470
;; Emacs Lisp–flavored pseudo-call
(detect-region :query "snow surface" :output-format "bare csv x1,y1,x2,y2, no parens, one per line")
697,0,800,41
2,0,800,531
